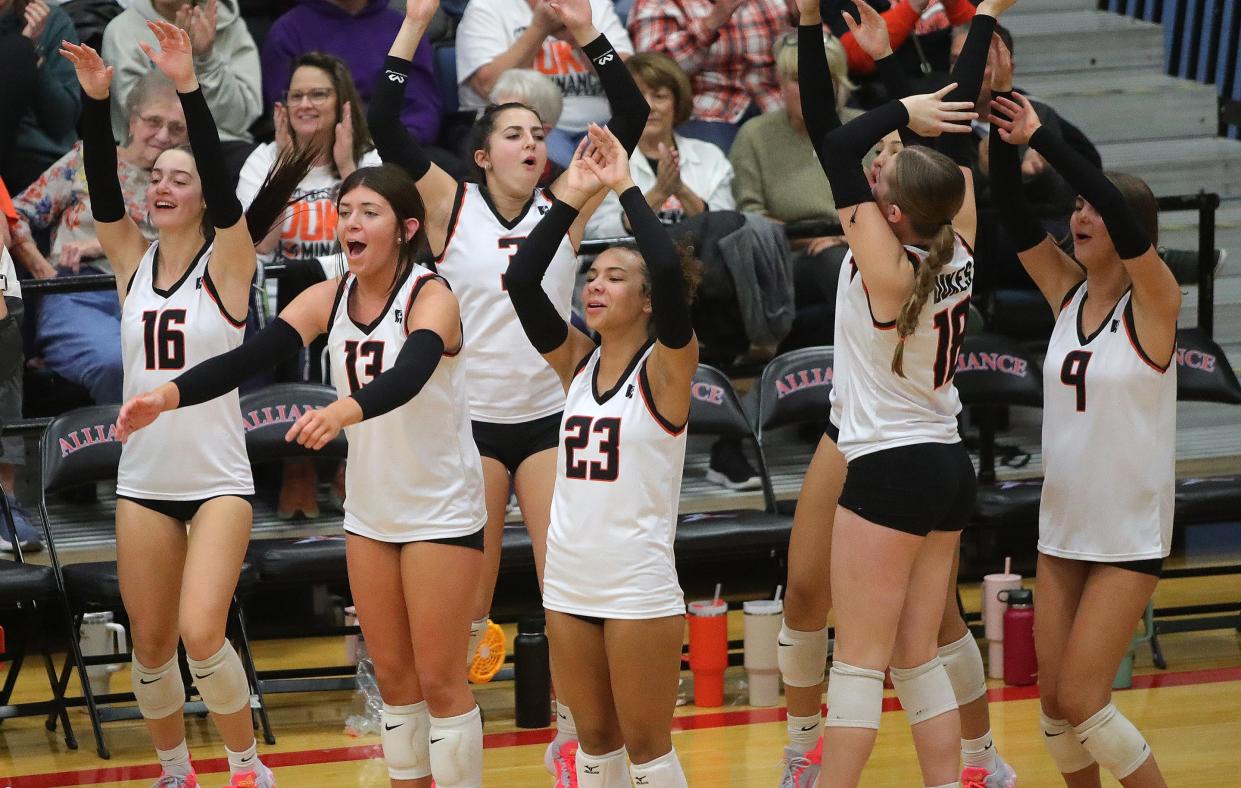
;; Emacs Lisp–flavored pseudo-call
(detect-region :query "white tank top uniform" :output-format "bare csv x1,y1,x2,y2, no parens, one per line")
326,264,487,543
1039,284,1176,561
435,183,578,423
542,342,687,619
118,242,253,500
832,236,975,461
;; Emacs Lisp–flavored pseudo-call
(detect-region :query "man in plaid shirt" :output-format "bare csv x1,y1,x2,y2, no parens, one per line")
629,0,797,148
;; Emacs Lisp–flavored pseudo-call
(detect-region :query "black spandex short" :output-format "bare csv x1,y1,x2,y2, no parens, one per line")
838,441,977,536
345,526,485,552
117,494,252,523
1103,557,1164,578
472,412,562,476
824,420,840,443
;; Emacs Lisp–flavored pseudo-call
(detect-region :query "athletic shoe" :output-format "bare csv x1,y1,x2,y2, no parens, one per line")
222,765,276,788
706,438,761,491
963,757,1017,788
778,738,822,788
151,774,198,787
0,496,44,554
552,740,579,788
277,458,319,520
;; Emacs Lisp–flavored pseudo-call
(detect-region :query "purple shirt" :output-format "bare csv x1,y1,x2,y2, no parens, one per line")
262,0,441,144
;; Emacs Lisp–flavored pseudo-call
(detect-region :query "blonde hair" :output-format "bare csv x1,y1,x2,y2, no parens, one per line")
773,33,856,109
886,147,966,377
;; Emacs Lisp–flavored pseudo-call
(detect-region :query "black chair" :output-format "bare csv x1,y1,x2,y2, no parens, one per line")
239,384,355,696
0,484,78,750
38,405,272,757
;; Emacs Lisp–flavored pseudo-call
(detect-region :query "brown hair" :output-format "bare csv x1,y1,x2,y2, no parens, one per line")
288,52,374,176
466,102,544,183
611,238,704,310
627,52,694,127
337,164,429,295
886,146,966,377
1105,171,1159,248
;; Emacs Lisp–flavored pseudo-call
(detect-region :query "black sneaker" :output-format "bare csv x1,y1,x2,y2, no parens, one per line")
706,438,761,491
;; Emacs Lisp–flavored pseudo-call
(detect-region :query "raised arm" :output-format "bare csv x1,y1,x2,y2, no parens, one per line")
797,0,843,158
371,0,460,253
58,42,148,296
838,0,921,76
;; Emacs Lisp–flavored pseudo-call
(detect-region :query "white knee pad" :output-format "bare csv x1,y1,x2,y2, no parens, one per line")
1040,713,1095,774
777,621,830,688
381,701,431,780
575,745,630,788
629,747,688,788
824,662,885,730
187,641,251,716
429,705,484,788
132,654,185,720
466,617,487,668
937,631,988,706
890,658,958,727
1074,703,1150,780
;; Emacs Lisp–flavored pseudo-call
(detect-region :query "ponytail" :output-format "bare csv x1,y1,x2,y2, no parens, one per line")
891,223,955,377
244,144,320,245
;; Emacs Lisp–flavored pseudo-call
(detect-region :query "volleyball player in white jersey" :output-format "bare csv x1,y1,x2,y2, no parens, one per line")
370,0,648,769
118,162,488,788
990,54,1177,788
62,27,311,788
776,3,1017,787
503,124,699,788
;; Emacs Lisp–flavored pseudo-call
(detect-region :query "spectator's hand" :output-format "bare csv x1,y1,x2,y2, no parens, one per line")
333,101,356,175
900,84,977,137
806,236,846,255
978,0,1018,18
1021,148,1048,178
404,0,440,27
547,0,595,44
530,0,562,37
116,386,176,443
59,42,115,100
652,142,682,198
21,0,49,44
989,34,1013,92
176,0,219,59
58,243,84,274
842,0,893,60
990,92,1041,146
581,123,635,194
273,102,293,153
141,20,198,93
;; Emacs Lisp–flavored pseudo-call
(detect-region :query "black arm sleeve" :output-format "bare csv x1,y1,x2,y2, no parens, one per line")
933,12,995,166
1029,125,1152,259
505,198,577,353
173,318,304,407
798,23,841,155
875,54,928,147
178,88,243,229
822,100,909,210
619,186,692,349
81,94,126,223
582,34,649,154
349,328,445,420
369,56,435,182
988,91,1047,253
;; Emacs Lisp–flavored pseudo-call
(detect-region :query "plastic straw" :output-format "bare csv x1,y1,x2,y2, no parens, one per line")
1004,556,1012,576
713,583,722,603
774,585,783,602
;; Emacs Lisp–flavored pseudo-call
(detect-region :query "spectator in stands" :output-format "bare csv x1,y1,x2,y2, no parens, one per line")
628,0,794,152
0,0,81,194
585,52,734,240
825,0,976,79
263,0,441,148
456,0,633,166
0,176,41,553
9,71,185,407
239,51,380,519
490,68,564,187
103,0,260,183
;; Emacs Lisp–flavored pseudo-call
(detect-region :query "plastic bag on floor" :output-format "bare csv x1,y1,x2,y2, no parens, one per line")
345,642,383,737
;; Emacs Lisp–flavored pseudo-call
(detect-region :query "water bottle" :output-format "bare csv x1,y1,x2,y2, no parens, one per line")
514,617,551,728
998,588,1037,686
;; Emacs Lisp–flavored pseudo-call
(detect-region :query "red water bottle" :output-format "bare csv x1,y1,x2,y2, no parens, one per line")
998,588,1037,686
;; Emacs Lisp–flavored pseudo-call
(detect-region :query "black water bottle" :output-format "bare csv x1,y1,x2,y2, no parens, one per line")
514,617,551,728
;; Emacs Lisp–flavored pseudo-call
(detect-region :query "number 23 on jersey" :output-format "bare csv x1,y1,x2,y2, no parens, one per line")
563,416,620,481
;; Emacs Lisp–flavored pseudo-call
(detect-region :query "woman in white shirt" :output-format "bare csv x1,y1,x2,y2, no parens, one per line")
584,52,734,240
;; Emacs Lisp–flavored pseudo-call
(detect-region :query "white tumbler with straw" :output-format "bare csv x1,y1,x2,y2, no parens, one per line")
982,557,1022,680
743,587,784,707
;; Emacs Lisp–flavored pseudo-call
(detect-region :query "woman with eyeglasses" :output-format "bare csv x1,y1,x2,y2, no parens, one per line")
8,69,187,406
237,51,381,519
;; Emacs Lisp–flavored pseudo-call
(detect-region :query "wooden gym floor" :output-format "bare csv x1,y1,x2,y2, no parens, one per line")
1,572,1239,787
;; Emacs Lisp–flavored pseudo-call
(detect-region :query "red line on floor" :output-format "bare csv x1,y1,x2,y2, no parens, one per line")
5,665,1239,786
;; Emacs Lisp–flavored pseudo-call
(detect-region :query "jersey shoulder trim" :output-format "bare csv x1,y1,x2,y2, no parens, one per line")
404,271,462,355
1060,279,1085,311
327,274,350,330
434,181,468,264
573,349,596,377
201,267,248,328
955,232,974,257
638,361,686,436
1122,296,1172,373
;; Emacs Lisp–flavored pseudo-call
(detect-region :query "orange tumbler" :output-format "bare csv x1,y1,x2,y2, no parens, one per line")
686,600,729,707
